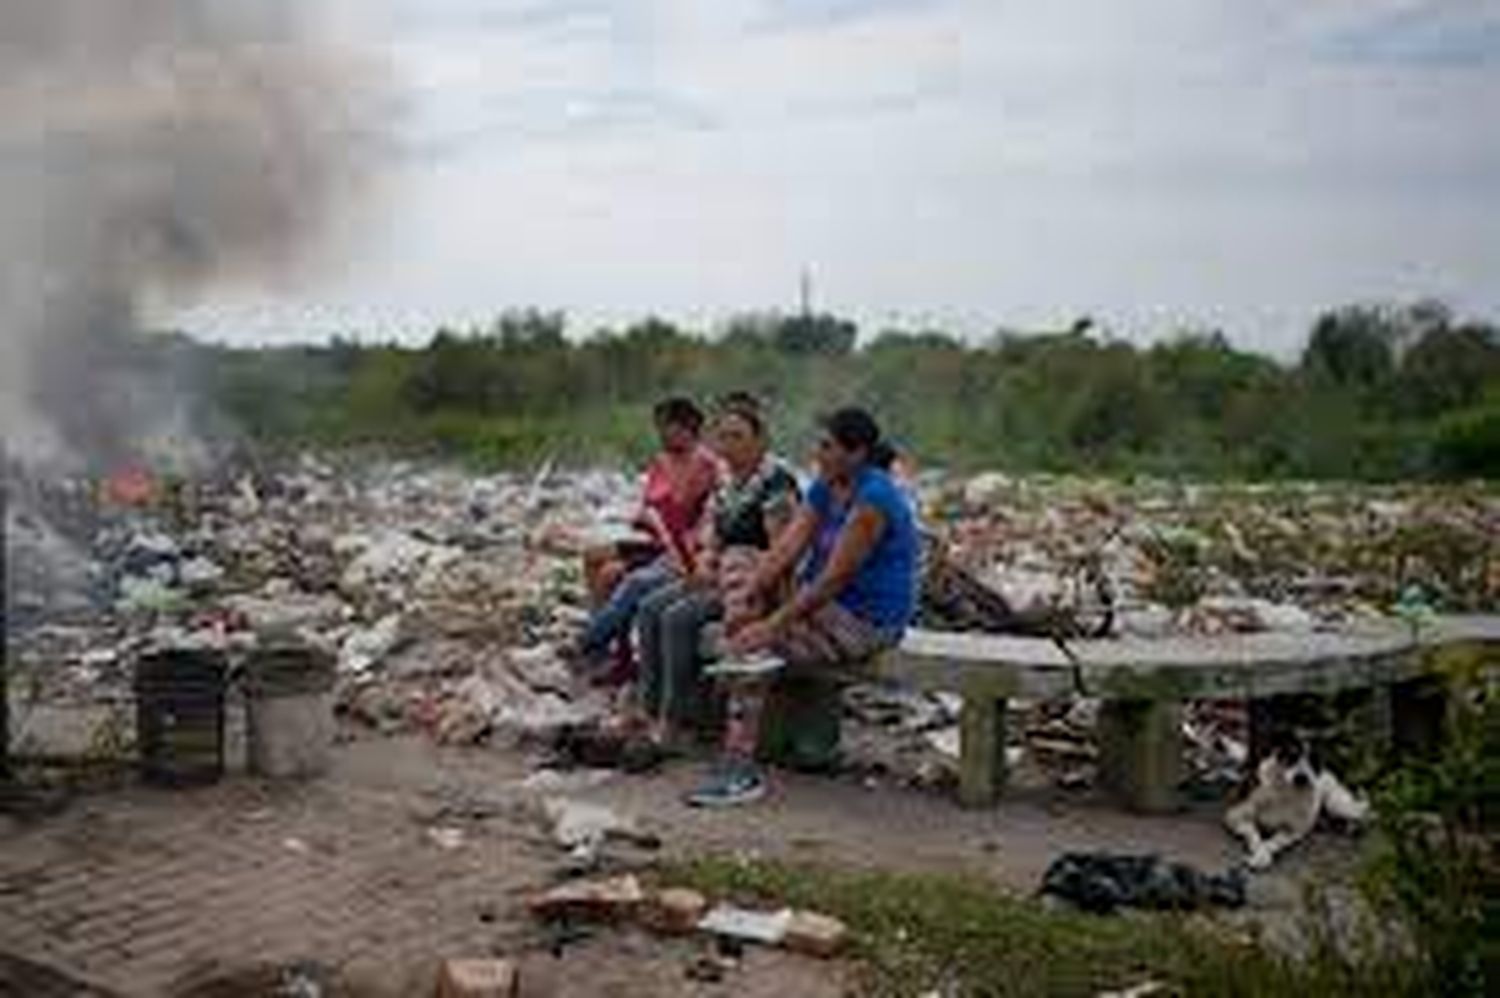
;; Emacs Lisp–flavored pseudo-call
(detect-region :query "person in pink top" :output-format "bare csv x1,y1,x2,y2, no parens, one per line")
572,397,721,677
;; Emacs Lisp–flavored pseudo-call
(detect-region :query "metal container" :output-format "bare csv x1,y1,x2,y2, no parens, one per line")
134,648,227,786
243,643,335,779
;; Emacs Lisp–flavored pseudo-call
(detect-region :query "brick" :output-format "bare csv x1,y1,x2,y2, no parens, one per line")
782,910,849,958
435,958,519,998
527,875,644,922
639,888,707,936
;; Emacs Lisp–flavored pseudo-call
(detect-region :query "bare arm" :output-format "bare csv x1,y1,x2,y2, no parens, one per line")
771,504,885,629
762,492,796,548
689,519,721,586
750,503,818,593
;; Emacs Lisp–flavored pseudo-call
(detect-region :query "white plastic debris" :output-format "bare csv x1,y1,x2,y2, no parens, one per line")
697,905,794,945
339,613,403,674
179,556,226,590
426,826,466,850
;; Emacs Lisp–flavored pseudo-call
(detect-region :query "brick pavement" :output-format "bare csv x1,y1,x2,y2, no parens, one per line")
0,764,556,997
1,731,1323,996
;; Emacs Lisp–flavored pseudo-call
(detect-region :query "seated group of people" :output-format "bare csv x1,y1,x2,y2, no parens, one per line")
568,394,919,807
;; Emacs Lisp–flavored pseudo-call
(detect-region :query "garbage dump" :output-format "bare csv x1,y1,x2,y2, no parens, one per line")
5,455,1497,791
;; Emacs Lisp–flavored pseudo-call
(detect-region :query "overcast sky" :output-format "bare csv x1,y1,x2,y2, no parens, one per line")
175,0,1500,356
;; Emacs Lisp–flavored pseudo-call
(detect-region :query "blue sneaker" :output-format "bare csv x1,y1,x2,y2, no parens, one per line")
685,762,766,808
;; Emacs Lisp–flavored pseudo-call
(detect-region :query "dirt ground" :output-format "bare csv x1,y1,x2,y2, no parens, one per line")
0,727,1363,998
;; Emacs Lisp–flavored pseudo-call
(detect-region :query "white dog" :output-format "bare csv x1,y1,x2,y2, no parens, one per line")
1225,733,1370,870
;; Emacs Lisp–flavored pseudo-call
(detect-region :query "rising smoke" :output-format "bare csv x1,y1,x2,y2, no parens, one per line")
0,0,381,470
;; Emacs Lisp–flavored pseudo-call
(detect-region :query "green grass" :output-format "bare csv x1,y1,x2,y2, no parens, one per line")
660,856,1429,997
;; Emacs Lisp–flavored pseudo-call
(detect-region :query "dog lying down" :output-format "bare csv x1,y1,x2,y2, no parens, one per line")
1040,852,1247,914
1225,733,1370,870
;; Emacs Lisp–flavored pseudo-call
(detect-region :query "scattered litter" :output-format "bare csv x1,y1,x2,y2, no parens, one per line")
541,797,658,871
924,727,960,759
697,904,793,945
547,724,666,774
282,837,311,856
1039,852,1246,914
684,954,737,983
704,653,786,679
528,875,646,922
426,826,466,850
339,613,403,675
435,957,518,998
1097,982,1169,998
10,456,1498,803
543,798,657,850
516,767,616,795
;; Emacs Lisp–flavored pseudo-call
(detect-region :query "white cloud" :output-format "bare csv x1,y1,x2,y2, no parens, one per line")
178,0,1500,355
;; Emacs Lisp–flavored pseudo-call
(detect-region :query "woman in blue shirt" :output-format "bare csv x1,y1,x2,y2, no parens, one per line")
688,407,919,807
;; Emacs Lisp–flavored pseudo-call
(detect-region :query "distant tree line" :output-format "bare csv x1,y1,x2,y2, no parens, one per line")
195,300,1500,480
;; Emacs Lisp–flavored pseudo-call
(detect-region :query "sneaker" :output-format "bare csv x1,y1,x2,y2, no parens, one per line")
685,762,766,808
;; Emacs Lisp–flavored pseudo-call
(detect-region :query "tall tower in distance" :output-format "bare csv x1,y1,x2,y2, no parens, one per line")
798,266,813,318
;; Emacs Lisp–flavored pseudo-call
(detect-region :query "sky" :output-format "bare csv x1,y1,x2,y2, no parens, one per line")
172,0,1500,357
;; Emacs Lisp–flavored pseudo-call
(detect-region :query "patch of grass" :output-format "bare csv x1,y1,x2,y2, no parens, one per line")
660,856,1426,997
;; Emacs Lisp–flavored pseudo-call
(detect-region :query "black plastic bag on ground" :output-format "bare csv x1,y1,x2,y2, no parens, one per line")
1039,851,1246,914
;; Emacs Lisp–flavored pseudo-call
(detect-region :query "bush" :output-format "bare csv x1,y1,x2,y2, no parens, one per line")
1431,404,1500,479
1365,667,1499,995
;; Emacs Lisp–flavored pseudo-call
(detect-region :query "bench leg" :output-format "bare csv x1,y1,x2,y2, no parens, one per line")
958,685,1008,808
1098,699,1181,813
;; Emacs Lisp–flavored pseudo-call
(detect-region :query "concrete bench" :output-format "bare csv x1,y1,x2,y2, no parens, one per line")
872,615,1500,812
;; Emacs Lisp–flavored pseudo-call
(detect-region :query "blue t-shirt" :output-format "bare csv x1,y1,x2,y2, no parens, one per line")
803,466,919,634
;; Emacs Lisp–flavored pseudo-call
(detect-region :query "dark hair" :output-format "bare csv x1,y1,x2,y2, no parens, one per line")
820,406,896,470
716,390,765,437
653,396,705,434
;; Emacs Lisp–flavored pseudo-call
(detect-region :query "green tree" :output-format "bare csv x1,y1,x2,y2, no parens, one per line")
1397,322,1500,417
1303,306,1398,389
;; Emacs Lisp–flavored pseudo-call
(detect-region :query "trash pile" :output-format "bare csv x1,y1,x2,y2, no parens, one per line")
6,456,635,752
6,456,1496,790
926,472,1499,635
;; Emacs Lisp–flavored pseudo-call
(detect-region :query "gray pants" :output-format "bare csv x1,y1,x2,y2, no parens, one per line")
635,580,722,728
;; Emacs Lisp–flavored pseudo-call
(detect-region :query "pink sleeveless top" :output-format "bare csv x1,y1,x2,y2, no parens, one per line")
641,447,719,567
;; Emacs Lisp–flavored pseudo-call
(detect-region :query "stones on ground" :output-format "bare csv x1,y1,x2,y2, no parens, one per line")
528,874,646,922
640,888,709,935
435,958,519,998
783,910,850,958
